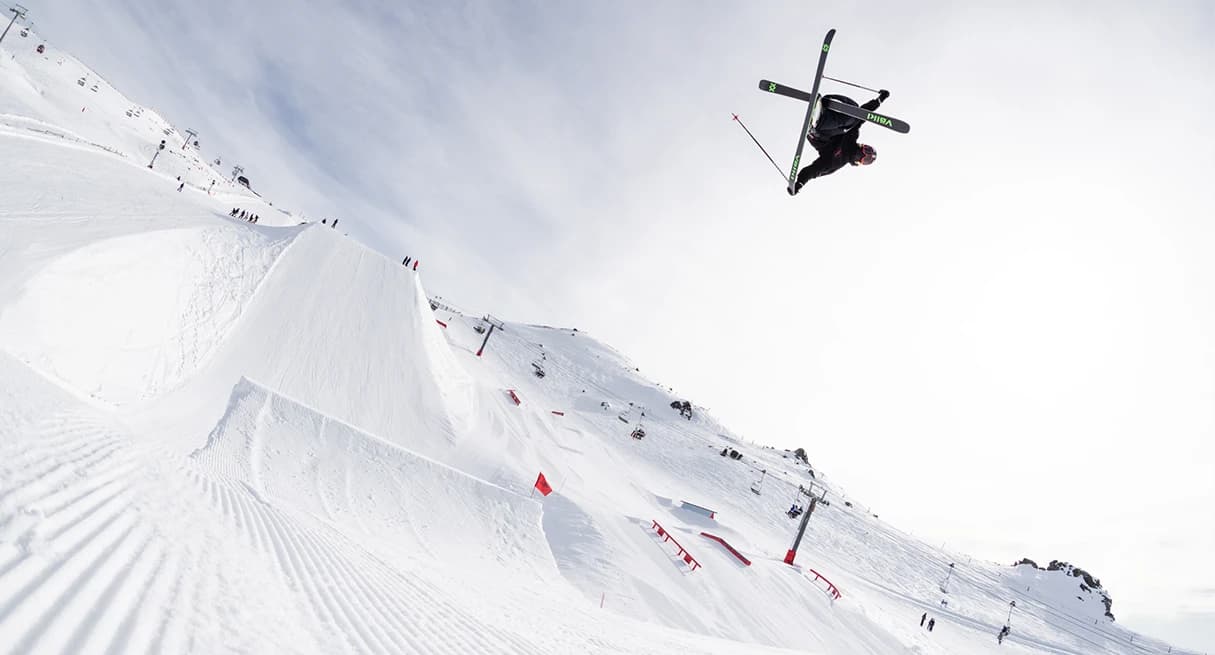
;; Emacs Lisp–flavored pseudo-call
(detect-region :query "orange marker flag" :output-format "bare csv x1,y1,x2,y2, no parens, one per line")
534,472,553,497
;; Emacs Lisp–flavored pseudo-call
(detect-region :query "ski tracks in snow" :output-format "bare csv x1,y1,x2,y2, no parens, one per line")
0,411,195,655
0,360,748,654
0,359,301,654
0,384,529,653
184,465,552,654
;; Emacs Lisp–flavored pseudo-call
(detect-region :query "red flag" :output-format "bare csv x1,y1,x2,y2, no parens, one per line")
534,472,553,496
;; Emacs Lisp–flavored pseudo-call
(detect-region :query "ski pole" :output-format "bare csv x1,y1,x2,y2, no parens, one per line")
822,75,881,94
731,113,786,184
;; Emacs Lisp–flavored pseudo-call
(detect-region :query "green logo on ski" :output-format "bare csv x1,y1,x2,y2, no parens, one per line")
789,156,800,182
768,82,777,92
867,113,892,127
822,44,830,52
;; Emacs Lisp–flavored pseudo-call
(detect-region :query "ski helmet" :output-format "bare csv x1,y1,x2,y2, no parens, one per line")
857,144,877,165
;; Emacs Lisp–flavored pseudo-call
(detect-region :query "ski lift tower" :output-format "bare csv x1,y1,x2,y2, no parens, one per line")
231,165,244,183
0,4,27,46
475,315,504,357
181,128,198,150
783,496,818,564
147,139,166,169
940,562,955,593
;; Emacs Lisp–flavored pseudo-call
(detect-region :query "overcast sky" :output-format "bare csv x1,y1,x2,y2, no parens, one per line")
26,0,1215,649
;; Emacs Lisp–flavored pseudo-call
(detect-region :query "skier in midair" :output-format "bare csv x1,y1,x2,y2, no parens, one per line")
789,89,889,195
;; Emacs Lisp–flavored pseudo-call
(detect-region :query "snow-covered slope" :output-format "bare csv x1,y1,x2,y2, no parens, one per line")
0,29,289,223
0,31,1201,655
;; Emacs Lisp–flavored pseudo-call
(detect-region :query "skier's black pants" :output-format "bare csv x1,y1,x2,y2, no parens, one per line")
811,94,861,139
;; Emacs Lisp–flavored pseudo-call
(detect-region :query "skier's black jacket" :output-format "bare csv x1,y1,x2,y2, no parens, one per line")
797,93,884,184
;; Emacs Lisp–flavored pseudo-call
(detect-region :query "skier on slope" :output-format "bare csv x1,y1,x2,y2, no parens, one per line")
788,89,889,195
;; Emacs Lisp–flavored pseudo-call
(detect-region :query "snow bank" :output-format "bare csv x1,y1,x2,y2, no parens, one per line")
0,224,294,404
166,225,476,457
191,378,559,581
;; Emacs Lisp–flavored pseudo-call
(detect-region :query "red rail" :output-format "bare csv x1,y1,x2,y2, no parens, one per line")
700,532,751,566
507,389,521,405
650,520,701,571
435,320,447,328
808,568,842,600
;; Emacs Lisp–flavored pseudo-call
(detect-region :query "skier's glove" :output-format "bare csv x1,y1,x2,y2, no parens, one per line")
878,89,890,102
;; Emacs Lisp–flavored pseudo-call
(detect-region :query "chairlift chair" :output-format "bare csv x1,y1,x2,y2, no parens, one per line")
750,469,767,495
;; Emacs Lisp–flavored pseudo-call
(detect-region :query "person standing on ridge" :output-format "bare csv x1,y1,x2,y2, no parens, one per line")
789,89,889,195
927,618,935,632
920,612,926,627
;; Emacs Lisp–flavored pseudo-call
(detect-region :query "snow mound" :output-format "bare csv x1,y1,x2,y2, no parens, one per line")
191,378,559,581
0,224,295,404
1010,561,1114,622
166,225,476,456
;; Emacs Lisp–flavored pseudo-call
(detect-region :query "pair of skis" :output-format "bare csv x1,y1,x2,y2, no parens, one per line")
759,80,911,135
745,29,910,195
